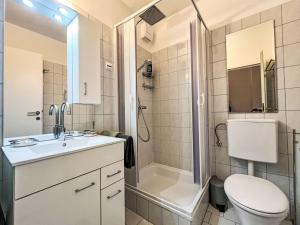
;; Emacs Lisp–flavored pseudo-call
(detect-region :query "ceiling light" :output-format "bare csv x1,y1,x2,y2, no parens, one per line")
58,7,68,16
22,0,33,8
54,14,62,22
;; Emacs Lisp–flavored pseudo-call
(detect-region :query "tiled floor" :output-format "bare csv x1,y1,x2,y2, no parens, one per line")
126,208,154,225
126,205,293,225
202,205,293,225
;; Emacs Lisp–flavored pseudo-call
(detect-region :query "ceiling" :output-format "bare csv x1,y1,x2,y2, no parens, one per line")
5,0,77,42
121,0,292,28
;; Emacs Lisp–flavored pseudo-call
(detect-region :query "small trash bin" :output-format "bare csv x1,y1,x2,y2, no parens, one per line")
209,176,228,212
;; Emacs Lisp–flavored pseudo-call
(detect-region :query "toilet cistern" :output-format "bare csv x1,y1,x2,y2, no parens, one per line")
227,119,278,175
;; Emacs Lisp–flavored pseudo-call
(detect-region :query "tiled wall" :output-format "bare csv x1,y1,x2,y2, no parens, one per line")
43,23,116,134
152,41,193,171
137,45,154,170
43,61,72,133
210,0,300,218
95,24,117,132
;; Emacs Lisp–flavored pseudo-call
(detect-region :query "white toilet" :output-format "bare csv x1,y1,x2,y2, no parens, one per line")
224,119,289,225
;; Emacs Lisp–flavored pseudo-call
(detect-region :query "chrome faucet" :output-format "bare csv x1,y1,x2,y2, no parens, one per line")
49,104,60,138
49,102,71,139
59,102,71,139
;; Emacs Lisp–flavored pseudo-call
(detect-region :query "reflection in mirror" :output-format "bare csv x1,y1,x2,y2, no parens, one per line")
4,0,75,138
226,21,277,113
4,0,103,140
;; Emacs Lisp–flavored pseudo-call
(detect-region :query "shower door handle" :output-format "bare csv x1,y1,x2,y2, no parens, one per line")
199,93,205,107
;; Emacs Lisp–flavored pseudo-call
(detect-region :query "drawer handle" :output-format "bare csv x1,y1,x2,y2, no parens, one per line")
107,189,122,200
106,170,121,178
74,182,95,193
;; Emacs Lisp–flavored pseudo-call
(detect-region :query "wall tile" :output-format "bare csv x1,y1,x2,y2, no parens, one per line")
137,196,149,220
212,26,225,45
213,78,227,95
286,88,300,110
242,13,260,29
267,154,289,176
215,147,230,165
212,43,226,62
275,26,283,47
149,202,163,225
276,47,284,68
162,209,179,225
282,0,300,24
287,111,300,132
267,174,290,197
260,5,282,26
226,20,242,34
283,20,300,45
213,95,228,112
284,43,300,67
216,163,230,180
212,60,226,78
285,65,300,88
179,217,190,225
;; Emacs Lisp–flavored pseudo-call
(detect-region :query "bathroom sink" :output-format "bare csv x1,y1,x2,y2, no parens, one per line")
2,134,125,166
28,138,89,154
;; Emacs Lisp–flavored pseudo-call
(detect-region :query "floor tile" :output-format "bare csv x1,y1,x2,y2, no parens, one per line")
204,204,292,225
223,208,240,223
217,217,235,225
126,208,144,225
138,219,154,225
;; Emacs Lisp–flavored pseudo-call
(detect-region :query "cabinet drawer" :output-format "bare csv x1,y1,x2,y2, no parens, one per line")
14,170,100,225
101,160,124,189
15,142,123,199
101,179,125,225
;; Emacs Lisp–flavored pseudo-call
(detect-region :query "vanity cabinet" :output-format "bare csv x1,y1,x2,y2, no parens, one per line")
14,170,101,225
67,15,101,104
1,140,125,225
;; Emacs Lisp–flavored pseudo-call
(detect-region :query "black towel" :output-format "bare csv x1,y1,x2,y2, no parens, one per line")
116,134,135,169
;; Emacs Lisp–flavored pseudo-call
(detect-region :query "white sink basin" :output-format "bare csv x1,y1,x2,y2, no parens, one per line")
2,134,125,166
29,138,90,154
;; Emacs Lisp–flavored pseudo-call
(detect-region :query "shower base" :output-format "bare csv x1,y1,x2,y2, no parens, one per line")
125,163,210,224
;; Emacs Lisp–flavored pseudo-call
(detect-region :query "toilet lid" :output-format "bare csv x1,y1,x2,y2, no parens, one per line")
224,174,289,214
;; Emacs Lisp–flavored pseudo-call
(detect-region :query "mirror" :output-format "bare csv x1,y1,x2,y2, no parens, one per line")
3,0,101,139
226,21,277,113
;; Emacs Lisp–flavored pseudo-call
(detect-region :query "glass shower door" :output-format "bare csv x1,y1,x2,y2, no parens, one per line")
190,16,210,187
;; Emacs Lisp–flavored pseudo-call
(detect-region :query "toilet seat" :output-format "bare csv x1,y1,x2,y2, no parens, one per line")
224,174,289,216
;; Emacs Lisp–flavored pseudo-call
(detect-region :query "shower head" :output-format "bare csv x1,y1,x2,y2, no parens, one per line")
139,5,165,25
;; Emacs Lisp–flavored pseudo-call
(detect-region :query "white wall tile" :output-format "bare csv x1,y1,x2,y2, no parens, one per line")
213,78,227,95
287,111,300,132
275,26,283,47
242,13,260,29
260,5,282,26
285,65,300,88
286,88,300,110
213,95,228,112
284,43,300,67
282,0,300,24
283,20,300,45
226,20,242,34
212,26,225,45
213,60,226,79
212,43,226,62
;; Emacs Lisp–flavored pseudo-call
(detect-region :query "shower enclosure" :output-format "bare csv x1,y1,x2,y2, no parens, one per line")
115,0,211,223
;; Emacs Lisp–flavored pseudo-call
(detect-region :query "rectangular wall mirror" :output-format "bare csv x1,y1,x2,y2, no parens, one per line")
4,0,103,139
226,20,277,113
